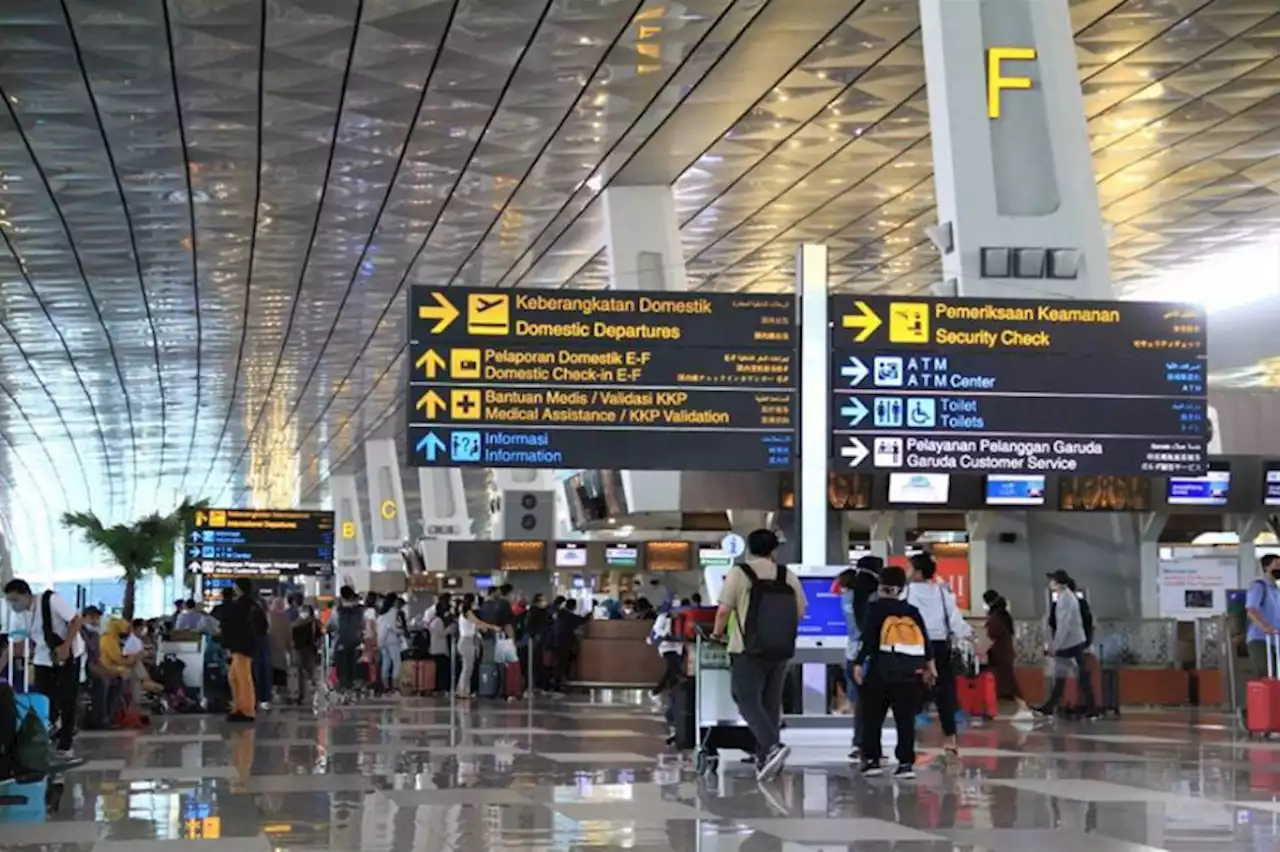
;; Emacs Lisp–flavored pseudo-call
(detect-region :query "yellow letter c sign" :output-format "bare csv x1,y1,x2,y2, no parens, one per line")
380,500,397,520
987,47,1037,119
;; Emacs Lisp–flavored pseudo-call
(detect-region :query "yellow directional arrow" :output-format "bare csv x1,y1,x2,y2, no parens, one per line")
841,300,882,343
415,348,446,378
415,390,446,418
417,292,459,334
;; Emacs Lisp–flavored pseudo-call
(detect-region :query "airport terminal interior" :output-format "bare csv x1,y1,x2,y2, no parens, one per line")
7,0,1280,850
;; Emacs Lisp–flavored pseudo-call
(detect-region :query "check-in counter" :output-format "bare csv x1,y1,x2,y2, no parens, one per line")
571,619,666,686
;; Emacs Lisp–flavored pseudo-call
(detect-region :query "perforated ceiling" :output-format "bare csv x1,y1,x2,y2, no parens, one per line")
0,0,1275,571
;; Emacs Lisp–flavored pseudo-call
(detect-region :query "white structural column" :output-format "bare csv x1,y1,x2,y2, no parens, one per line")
363,439,411,555
797,245,830,568
920,0,1110,298
601,185,688,292
330,474,369,592
416,468,474,571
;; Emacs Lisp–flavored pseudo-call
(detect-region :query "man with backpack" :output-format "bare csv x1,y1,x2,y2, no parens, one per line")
711,529,807,781
1035,570,1098,719
852,564,936,778
3,579,84,760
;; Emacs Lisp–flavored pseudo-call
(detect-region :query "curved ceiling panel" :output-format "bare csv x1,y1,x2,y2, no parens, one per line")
0,0,1274,574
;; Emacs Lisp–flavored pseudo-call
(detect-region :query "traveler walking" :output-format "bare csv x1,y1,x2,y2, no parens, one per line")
3,579,85,758
853,564,936,779
980,590,1032,719
904,553,972,758
711,529,807,782
1035,570,1098,718
839,555,882,761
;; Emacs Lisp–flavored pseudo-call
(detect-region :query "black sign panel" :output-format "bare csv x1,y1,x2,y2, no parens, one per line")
829,296,1207,476
407,286,797,471
410,288,795,348
185,509,335,576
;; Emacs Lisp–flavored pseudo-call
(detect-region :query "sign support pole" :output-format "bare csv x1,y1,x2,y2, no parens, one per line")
797,245,830,567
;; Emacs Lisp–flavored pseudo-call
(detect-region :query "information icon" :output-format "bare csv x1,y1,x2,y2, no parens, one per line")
451,431,482,463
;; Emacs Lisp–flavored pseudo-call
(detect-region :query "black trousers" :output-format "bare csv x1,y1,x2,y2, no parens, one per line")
654,651,682,694
335,645,360,691
34,657,80,751
859,676,923,766
928,641,959,737
1043,644,1097,713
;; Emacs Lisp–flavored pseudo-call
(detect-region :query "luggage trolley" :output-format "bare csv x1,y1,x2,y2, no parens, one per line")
690,628,755,776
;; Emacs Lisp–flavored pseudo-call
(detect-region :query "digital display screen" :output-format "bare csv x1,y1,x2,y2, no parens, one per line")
887,473,950,504
555,543,588,568
1167,466,1230,505
605,544,638,568
474,575,494,589
798,577,846,637
985,474,1046,506
1265,467,1280,506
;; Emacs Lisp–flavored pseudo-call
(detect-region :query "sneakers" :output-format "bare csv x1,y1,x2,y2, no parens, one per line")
847,744,861,762
893,764,916,780
860,759,884,777
756,743,790,781
53,748,76,762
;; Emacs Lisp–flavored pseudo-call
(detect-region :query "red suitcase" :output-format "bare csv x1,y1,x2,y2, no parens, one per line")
501,662,523,699
957,671,998,719
1248,636,1280,735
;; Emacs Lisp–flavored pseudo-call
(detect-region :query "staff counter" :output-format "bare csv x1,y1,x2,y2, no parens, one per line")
570,618,667,687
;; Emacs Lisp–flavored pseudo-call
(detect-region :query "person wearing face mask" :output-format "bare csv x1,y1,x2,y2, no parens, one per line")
979,590,1031,719
1242,555,1280,725
3,579,85,758
80,607,116,730
215,577,261,722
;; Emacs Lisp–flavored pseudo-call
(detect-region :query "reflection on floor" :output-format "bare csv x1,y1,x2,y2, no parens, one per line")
3,693,1279,851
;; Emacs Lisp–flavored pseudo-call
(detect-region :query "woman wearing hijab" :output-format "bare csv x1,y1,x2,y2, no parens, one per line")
268,595,294,704
980,590,1032,719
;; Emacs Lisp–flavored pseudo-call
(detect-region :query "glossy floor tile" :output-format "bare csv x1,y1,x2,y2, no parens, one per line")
3,694,1280,851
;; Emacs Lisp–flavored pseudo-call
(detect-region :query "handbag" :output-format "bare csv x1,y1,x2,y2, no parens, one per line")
494,637,519,665
938,586,968,677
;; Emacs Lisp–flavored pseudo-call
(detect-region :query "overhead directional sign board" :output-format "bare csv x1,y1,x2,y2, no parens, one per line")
407,286,797,470
184,509,335,577
829,296,1207,476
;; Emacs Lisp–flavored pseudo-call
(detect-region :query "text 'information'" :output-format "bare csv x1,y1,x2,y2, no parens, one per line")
829,296,1207,476
407,287,797,470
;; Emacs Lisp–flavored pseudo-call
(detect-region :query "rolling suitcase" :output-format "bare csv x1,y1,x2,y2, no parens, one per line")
501,662,523,699
957,671,998,719
403,659,435,695
1247,635,1280,736
477,663,500,699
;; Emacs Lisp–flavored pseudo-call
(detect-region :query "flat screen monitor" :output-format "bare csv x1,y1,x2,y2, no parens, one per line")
473,574,494,589
1265,465,1280,507
605,544,638,568
1167,465,1230,506
555,543,588,568
887,473,950,505
985,474,1046,506
798,577,846,637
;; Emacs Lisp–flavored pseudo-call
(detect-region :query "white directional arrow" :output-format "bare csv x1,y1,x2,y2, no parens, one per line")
840,356,869,386
840,397,869,427
839,437,869,467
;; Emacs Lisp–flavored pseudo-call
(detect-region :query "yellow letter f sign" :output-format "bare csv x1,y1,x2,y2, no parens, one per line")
987,47,1037,119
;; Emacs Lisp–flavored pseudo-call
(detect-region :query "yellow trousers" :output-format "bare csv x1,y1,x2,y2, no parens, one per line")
229,652,257,717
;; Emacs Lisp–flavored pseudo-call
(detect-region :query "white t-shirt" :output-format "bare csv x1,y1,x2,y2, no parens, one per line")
18,591,85,666
123,635,145,656
459,613,478,640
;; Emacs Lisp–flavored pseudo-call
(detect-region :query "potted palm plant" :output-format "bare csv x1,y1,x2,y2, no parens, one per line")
61,498,209,619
